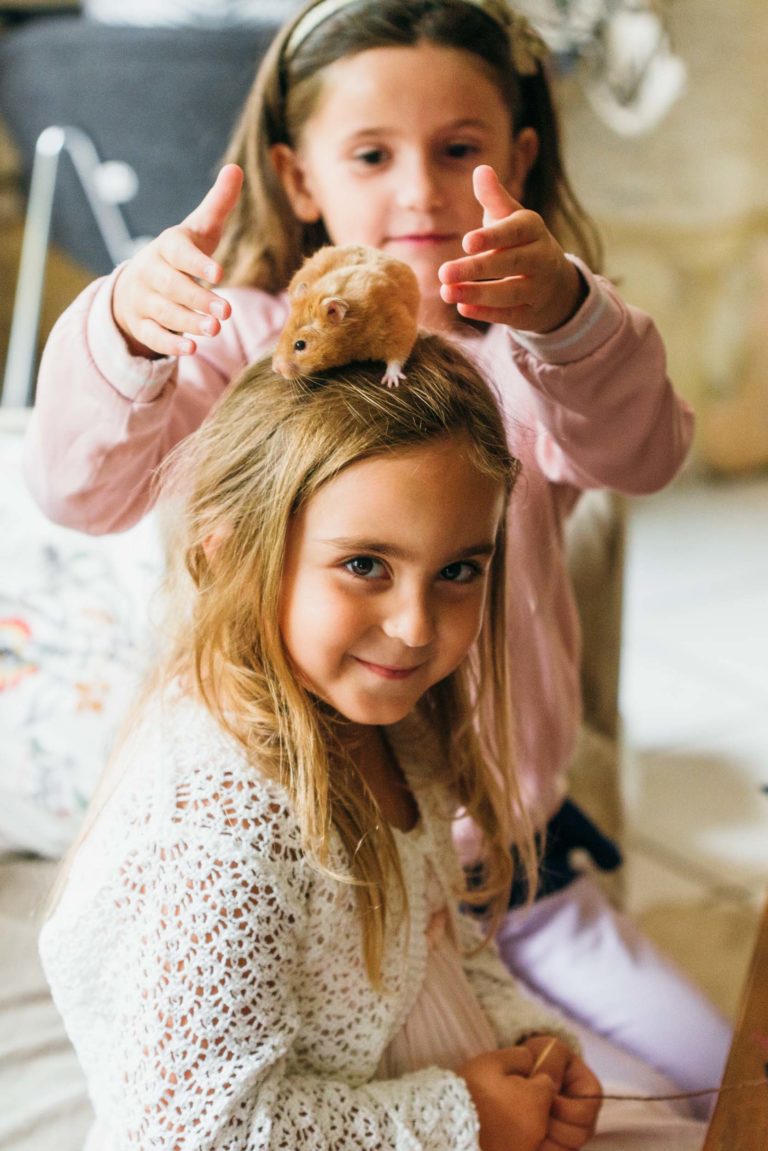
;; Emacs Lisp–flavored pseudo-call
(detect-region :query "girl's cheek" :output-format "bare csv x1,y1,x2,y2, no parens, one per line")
461,598,487,650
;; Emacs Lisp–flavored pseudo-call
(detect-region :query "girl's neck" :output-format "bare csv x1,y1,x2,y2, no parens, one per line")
343,724,419,834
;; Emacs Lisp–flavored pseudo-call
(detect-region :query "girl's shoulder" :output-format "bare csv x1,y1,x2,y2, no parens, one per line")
215,283,291,361
112,686,303,859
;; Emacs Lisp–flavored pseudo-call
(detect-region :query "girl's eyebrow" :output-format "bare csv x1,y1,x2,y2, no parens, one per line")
344,119,493,141
439,118,493,132
320,537,496,561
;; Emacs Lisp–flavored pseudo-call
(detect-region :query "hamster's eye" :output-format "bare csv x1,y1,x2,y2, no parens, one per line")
293,339,307,352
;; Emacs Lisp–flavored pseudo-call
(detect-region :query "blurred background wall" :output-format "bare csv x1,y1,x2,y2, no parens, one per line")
560,0,768,475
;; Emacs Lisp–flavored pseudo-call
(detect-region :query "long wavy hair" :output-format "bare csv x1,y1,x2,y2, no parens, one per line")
146,333,535,983
217,0,602,292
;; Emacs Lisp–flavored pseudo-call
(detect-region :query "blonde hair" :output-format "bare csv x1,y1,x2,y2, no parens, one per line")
217,0,602,292
146,332,535,984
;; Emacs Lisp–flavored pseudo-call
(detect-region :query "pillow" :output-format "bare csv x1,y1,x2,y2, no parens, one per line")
0,412,165,858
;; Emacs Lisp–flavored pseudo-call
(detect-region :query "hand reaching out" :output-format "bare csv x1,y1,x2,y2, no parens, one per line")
438,165,586,334
112,163,244,359
521,1035,603,1150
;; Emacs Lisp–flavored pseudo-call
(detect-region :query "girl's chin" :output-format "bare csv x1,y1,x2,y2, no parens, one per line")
306,691,417,729
341,705,415,727
336,694,423,728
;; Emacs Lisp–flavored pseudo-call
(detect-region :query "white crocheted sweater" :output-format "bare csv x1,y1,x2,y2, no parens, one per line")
40,692,574,1150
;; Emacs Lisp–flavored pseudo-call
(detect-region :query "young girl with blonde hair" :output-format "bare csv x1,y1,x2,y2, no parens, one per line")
41,334,605,1151
27,0,729,1111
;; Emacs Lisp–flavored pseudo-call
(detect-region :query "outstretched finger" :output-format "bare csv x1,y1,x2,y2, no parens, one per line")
129,316,196,359
182,163,244,265
462,165,525,255
472,164,523,226
154,229,231,290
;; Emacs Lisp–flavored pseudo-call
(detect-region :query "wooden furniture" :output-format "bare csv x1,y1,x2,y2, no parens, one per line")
704,894,768,1150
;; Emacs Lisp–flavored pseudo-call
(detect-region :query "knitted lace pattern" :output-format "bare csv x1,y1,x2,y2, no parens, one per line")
40,692,570,1150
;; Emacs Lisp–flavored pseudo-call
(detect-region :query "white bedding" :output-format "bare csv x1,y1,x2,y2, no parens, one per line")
0,855,91,1151
0,408,158,1149
0,408,163,860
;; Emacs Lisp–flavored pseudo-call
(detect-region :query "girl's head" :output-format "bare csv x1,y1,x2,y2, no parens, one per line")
279,434,506,732
218,0,600,297
173,336,516,729
160,332,534,981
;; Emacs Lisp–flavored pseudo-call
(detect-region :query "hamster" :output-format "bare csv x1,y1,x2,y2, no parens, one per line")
272,244,421,387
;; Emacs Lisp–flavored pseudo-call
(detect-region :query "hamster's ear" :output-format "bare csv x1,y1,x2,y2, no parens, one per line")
186,528,228,585
201,528,228,565
270,143,322,224
321,296,349,323
291,281,309,298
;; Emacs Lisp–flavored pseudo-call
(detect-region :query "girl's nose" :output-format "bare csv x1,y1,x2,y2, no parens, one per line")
382,590,435,648
396,155,444,213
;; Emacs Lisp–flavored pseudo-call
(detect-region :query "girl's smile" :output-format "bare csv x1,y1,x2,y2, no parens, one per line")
272,42,536,330
351,657,424,680
279,435,505,727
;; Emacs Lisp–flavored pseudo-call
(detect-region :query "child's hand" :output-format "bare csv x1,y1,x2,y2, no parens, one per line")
457,1045,557,1151
438,165,586,334
112,164,244,359
521,1035,603,1150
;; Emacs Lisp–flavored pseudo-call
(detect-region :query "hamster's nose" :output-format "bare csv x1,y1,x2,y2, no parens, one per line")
272,352,291,378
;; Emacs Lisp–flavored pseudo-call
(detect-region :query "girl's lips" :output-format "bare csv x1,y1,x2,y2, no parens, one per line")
388,233,457,246
352,656,422,680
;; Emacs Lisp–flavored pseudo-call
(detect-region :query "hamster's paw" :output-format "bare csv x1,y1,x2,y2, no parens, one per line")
382,361,406,388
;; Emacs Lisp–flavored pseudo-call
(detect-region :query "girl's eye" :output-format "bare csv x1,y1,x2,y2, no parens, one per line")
440,561,481,584
352,148,387,167
344,556,387,579
444,142,481,160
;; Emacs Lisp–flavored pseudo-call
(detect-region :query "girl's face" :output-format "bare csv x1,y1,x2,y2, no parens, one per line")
273,42,537,327
279,436,504,728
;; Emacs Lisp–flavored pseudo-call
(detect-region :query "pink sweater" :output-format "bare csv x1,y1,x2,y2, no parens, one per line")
24,259,694,819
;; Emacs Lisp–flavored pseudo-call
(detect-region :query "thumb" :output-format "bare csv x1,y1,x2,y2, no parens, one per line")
472,164,522,227
531,1069,561,1099
182,163,244,256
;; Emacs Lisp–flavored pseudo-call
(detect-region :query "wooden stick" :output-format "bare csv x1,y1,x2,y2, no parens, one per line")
530,1037,558,1075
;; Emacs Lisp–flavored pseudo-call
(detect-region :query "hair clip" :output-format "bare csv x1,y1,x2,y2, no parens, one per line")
284,0,549,76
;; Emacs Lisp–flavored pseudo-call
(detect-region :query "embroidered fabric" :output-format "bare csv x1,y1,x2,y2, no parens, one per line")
40,692,572,1150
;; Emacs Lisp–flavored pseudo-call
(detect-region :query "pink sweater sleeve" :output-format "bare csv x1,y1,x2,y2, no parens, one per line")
23,268,288,534
466,261,695,826
506,257,695,494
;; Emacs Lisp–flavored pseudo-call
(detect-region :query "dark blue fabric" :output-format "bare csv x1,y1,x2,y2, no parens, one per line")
508,798,623,907
0,16,278,272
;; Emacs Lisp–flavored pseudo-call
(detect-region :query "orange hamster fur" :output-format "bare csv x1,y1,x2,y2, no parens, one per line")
272,244,421,387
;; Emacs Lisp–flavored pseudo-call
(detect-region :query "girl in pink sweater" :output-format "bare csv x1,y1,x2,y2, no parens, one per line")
25,0,729,1108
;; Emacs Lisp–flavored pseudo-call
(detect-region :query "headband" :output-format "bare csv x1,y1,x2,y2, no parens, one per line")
283,0,548,76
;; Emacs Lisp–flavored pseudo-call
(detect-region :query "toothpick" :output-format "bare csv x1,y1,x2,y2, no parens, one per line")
531,1037,558,1075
